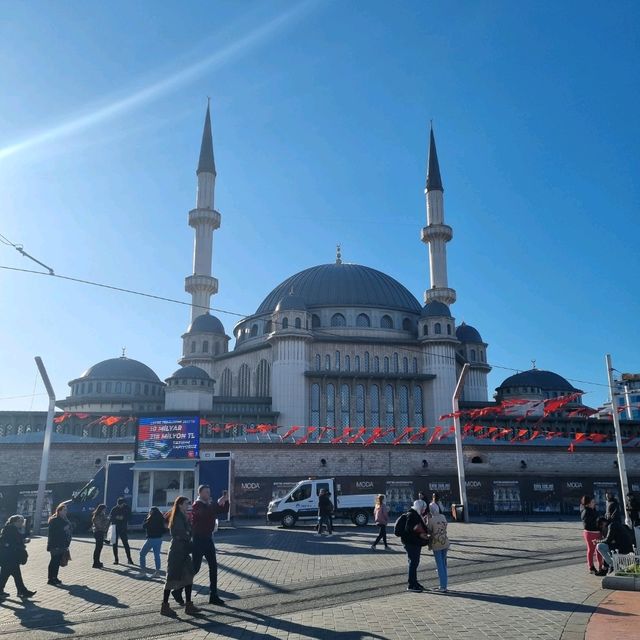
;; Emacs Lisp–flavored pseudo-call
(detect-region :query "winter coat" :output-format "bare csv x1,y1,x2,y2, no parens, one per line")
92,512,110,534
143,511,167,539
165,511,194,591
402,508,428,546
109,504,130,531
374,504,390,525
602,521,634,554
605,498,622,523
191,497,229,538
580,506,599,532
47,515,72,552
426,513,450,551
318,494,333,516
0,524,28,567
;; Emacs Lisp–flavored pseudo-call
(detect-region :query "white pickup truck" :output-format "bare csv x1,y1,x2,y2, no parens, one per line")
267,478,377,528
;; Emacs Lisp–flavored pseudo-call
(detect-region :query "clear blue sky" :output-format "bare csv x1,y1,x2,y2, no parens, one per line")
1,0,638,412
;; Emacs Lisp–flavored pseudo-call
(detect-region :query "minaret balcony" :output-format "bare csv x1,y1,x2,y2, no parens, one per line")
189,208,221,230
421,224,452,243
424,287,456,305
185,275,219,296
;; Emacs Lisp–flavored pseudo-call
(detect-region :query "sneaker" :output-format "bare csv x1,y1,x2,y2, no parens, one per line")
595,569,608,577
209,594,225,606
47,579,59,586
160,602,176,617
406,585,424,592
18,590,37,598
439,587,449,593
589,566,597,574
113,560,119,565
151,571,161,579
185,601,200,615
415,583,427,591
370,544,376,550
92,563,103,569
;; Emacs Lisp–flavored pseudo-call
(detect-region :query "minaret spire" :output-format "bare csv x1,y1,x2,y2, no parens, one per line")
420,124,456,306
197,98,216,176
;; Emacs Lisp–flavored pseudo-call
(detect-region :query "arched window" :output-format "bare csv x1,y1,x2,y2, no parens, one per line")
326,384,335,428
355,384,365,428
435,322,442,335
315,354,321,371
393,353,399,373
471,455,483,464
364,352,370,372
238,364,251,396
402,318,412,332
470,349,476,361
282,317,289,329
96,382,102,393
340,384,350,428
383,357,389,373
115,382,122,393
355,355,360,371
414,385,424,426
399,386,409,428
384,385,394,428
370,385,380,427
294,317,301,329
125,382,132,394
134,383,140,395
144,384,149,395
250,324,258,337
312,314,321,328
374,356,380,372
256,359,270,397
191,341,196,353
203,340,209,353
345,355,351,371
480,351,485,362
220,368,233,396
403,357,409,373
447,324,452,335
335,351,341,371
265,320,273,333
356,313,370,327
381,315,393,329
331,313,346,327
325,354,331,370
413,357,418,374
310,384,320,427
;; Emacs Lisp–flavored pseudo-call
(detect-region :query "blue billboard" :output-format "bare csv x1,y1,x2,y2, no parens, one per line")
136,416,200,460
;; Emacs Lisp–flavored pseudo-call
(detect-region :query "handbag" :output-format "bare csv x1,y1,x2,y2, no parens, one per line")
19,548,28,565
59,549,71,567
107,525,116,545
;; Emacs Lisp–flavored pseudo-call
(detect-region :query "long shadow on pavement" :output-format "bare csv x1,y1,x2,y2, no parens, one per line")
59,583,128,609
0,598,74,634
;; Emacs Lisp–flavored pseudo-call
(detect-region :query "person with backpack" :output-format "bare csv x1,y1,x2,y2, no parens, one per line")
110,497,133,565
0,515,36,599
595,516,635,575
317,488,333,536
371,494,390,550
395,499,429,592
138,507,167,578
426,502,450,592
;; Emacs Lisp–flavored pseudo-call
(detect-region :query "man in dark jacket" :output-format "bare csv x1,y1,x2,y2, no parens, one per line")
605,492,622,523
110,497,133,565
191,484,229,605
317,489,333,536
596,517,634,574
401,500,429,592
628,492,640,527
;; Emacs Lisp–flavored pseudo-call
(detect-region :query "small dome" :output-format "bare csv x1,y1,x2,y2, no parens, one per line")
77,357,160,383
456,322,483,343
275,292,307,312
420,301,451,317
187,313,225,335
168,366,211,380
497,369,579,393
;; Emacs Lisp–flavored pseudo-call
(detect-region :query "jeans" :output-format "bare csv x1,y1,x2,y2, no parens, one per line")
93,532,105,565
582,530,603,570
317,515,333,534
192,536,218,594
48,551,63,580
433,548,448,589
0,563,27,593
112,528,132,562
596,542,613,568
404,543,421,587
140,537,163,571
373,524,388,546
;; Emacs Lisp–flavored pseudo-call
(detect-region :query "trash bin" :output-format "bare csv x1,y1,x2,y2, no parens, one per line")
451,504,464,521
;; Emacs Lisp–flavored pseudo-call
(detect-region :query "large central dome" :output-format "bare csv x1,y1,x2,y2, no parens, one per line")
256,263,421,315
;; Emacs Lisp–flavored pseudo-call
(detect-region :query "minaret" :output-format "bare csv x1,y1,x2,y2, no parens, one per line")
185,101,220,322
421,126,456,306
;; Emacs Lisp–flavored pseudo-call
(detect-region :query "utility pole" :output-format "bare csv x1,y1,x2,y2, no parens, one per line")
605,354,632,527
452,363,470,522
33,357,56,535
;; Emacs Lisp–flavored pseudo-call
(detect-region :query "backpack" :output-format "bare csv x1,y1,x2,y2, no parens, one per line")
393,512,409,537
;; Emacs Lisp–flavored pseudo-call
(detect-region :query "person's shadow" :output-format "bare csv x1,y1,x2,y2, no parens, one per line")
60,583,128,609
0,598,74,634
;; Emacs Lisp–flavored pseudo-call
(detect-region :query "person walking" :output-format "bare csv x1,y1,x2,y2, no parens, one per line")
91,504,109,568
47,503,72,586
605,492,622,523
317,488,333,536
109,497,133,565
0,515,36,599
400,499,429,592
139,507,166,578
161,496,197,616
371,495,390,549
191,485,229,605
595,516,634,575
426,502,450,592
580,495,604,575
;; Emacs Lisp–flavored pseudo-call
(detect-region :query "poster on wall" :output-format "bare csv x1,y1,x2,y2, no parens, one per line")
529,480,560,513
492,480,521,512
234,478,272,518
17,490,52,529
561,479,588,514
135,416,200,460
271,481,298,501
593,481,619,514
385,480,415,515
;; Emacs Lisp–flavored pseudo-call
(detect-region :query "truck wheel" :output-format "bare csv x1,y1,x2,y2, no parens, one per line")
281,512,297,528
352,510,369,527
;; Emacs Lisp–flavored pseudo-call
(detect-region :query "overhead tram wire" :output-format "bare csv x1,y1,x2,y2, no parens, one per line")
0,262,611,391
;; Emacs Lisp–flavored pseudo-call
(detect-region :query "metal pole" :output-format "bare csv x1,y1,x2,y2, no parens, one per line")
623,384,633,421
452,363,470,522
33,357,56,535
605,354,632,527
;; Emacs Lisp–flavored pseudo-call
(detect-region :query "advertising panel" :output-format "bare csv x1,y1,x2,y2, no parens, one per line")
593,480,620,514
17,490,53,529
561,479,589,514
339,477,386,496
271,481,298,501
528,479,560,513
233,478,273,518
135,416,199,460
492,480,522,512
385,480,415,515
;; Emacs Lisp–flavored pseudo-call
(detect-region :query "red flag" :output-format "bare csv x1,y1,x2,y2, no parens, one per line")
588,433,608,443
74,413,90,419
543,393,582,417
347,427,367,444
408,427,429,443
53,412,70,424
331,427,352,444
392,427,413,445
427,426,442,446
224,422,237,431
363,427,383,446
439,411,465,421
492,428,512,441
295,427,317,445
199,418,210,427
529,430,541,442
510,428,528,442
280,426,300,441
439,426,455,440
316,426,331,441
568,443,575,453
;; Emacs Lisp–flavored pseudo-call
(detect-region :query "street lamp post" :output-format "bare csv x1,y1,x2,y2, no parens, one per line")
452,363,470,522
